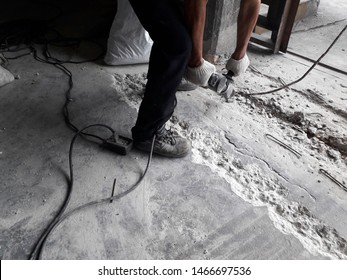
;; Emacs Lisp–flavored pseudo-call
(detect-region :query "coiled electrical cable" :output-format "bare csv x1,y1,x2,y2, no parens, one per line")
1,17,155,260
30,127,156,260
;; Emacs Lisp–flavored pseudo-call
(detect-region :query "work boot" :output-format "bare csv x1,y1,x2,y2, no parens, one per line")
134,126,191,158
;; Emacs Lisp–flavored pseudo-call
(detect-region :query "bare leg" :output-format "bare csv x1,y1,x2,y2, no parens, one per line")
232,0,261,60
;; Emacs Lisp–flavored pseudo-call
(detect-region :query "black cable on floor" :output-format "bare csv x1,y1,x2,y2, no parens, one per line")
1,19,155,260
286,49,347,77
29,124,114,260
27,44,155,258
30,129,156,260
245,24,347,96
42,30,106,64
28,44,108,142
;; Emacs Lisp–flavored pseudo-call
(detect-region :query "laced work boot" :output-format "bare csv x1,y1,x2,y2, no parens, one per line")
134,126,191,158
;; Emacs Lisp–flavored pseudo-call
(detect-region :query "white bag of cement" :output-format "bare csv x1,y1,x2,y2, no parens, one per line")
104,0,153,65
0,65,14,87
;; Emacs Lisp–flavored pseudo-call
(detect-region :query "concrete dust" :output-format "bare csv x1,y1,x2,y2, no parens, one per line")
111,68,347,259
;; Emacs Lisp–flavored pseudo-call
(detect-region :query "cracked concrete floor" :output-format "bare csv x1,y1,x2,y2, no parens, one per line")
1,1,347,259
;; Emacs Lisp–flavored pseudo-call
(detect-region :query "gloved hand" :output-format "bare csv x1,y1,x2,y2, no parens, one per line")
185,59,216,87
226,54,250,76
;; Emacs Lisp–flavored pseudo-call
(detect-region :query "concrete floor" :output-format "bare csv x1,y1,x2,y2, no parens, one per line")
1,1,347,260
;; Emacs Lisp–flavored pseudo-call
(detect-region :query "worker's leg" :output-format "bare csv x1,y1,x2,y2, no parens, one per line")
226,0,260,75
184,0,215,87
128,0,192,142
233,0,260,60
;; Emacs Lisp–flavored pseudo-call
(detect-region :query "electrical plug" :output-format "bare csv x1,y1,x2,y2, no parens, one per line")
101,134,133,155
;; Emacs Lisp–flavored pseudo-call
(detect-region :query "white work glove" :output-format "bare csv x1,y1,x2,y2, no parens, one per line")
185,59,216,87
226,54,250,76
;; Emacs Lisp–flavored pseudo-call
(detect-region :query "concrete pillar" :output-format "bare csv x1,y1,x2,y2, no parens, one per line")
203,0,320,63
203,0,241,64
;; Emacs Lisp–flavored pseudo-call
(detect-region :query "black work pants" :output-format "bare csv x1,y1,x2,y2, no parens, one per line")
128,0,192,141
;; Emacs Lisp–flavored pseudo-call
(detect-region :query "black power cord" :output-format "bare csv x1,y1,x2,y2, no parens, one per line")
28,41,108,142
22,38,150,259
29,124,114,260
1,18,154,259
25,42,151,259
245,24,347,96
29,127,155,260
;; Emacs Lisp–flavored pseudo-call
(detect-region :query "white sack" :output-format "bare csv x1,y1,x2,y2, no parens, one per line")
0,65,14,88
104,0,153,65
